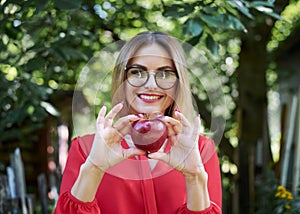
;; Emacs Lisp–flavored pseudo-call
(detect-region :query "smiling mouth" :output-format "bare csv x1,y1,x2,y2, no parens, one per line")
138,94,163,102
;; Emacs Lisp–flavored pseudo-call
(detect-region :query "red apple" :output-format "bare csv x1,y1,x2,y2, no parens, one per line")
131,118,168,153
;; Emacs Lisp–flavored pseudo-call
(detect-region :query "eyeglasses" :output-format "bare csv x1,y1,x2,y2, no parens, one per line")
125,65,178,90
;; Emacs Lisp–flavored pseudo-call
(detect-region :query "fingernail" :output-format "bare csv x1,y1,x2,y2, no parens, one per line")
102,103,106,107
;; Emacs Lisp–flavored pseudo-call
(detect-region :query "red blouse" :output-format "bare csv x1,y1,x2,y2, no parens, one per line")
54,134,222,214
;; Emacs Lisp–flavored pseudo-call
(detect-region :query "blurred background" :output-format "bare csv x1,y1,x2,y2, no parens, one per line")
0,0,300,213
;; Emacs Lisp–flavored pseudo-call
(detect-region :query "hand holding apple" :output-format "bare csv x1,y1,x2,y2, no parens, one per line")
147,111,204,177
88,103,145,171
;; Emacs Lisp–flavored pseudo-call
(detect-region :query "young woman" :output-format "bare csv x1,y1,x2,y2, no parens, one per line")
54,31,222,214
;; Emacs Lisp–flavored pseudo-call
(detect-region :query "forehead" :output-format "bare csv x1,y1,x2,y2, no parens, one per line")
129,44,173,67
134,43,170,57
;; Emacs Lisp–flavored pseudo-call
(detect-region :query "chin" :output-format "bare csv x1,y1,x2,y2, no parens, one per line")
137,106,164,114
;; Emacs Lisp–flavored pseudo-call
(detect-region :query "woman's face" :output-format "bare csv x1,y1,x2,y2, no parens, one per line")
125,44,177,115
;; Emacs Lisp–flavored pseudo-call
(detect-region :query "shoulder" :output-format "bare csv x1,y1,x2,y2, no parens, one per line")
198,135,214,150
71,134,95,157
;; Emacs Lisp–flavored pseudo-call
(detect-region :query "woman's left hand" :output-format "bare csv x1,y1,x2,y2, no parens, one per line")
148,111,205,177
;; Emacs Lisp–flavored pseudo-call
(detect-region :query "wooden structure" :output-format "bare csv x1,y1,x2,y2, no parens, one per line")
0,90,88,212
277,38,300,196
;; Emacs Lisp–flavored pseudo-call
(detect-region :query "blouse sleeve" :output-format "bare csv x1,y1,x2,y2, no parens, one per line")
177,202,221,214
53,136,101,214
177,136,222,214
54,191,100,214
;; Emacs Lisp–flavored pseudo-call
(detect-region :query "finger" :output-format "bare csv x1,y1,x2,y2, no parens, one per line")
192,114,201,140
174,110,191,128
161,116,182,136
147,152,169,163
104,102,124,126
161,116,181,127
164,121,176,136
114,115,140,136
96,105,107,126
113,114,140,128
123,147,145,159
174,112,195,135
169,135,178,146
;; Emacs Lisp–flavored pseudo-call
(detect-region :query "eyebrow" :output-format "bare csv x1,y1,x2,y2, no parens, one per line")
128,63,176,71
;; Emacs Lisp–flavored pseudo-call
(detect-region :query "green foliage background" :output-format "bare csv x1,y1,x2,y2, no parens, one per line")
0,0,283,142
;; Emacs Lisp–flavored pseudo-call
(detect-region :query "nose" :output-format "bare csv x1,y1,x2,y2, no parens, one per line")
144,72,158,89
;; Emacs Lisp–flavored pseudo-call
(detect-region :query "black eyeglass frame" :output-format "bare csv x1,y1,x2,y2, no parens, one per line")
125,65,178,90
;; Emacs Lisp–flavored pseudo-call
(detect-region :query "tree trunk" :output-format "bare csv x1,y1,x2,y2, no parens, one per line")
236,1,290,213
237,24,270,213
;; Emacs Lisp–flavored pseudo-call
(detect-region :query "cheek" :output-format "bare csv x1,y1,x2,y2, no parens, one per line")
161,89,176,112
124,84,136,103
166,88,176,102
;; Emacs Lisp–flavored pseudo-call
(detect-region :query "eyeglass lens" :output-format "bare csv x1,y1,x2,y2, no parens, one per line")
126,67,177,89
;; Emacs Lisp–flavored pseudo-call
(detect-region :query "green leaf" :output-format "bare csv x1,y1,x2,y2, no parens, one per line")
253,6,283,20
202,6,218,14
186,35,201,46
30,106,47,121
229,0,253,19
263,11,283,20
17,107,29,126
23,57,46,72
3,0,23,4
199,13,226,28
206,34,218,55
199,12,246,31
5,110,21,128
249,1,274,8
183,18,203,37
163,4,194,18
53,0,81,10
54,46,89,61
225,15,246,31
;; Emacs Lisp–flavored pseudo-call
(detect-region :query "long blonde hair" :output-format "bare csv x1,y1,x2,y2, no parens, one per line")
111,31,196,123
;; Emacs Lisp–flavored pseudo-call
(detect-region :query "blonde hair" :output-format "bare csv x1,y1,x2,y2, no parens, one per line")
111,31,196,123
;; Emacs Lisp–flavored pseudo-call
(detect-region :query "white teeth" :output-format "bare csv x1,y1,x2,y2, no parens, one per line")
140,95,161,100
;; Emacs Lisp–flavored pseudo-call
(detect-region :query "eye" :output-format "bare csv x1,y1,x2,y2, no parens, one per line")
131,69,142,77
128,68,146,78
157,70,176,79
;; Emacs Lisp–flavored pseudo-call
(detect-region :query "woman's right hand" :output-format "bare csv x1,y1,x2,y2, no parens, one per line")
87,102,145,171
